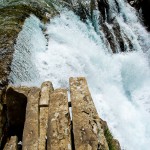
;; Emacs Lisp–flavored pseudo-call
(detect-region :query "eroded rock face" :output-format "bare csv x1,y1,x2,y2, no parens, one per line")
70,77,109,150
1,80,121,150
0,0,58,89
47,89,71,150
6,87,28,139
22,87,40,150
39,81,54,150
70,77,121,150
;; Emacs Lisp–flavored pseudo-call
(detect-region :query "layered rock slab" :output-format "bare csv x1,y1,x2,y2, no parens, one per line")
22,87,40,150
70,77,109,150
70,77,121,150
39,81,54,150
47,89,71,150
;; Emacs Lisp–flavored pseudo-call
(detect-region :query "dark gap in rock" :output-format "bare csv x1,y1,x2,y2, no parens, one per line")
0,105,8,150
97,0,109,22
141,0,150,31
1,88,27,149
6,88,27,140
70,121,75,150
45,138,48,150
68,101,72,107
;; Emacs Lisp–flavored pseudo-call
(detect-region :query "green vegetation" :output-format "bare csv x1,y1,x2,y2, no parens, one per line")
104,127,120,150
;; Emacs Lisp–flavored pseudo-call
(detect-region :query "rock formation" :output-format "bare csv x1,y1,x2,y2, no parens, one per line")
0,1,58,144
0,78,121,150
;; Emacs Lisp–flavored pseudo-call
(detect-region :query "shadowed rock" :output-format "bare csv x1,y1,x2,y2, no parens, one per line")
6,87,28,139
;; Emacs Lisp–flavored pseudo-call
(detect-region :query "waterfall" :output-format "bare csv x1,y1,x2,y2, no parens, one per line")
9,0,150,149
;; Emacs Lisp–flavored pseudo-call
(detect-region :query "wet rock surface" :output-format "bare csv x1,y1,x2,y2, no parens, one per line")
64,0,136,53
127,0,150,31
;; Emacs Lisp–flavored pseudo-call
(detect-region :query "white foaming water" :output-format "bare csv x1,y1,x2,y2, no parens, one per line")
9,15,46,83
9,5,150,150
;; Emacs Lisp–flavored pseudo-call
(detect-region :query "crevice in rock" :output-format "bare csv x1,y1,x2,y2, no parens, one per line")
0,88,27,150
0,104,7,150
70,121,75,150
97,0,109,22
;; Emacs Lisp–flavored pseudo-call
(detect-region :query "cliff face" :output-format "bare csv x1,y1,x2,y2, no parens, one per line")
57,0,135,53
0,0,58,147
0,0,58,89
1,78,121,150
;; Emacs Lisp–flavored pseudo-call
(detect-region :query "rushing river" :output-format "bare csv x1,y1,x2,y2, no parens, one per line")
9,0,150,149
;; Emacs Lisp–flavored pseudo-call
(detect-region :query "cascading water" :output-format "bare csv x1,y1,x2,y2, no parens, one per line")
9,0,150,149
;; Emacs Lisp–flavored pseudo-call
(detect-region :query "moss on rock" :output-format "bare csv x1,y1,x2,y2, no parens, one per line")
0,0,58,89
101,119,121,150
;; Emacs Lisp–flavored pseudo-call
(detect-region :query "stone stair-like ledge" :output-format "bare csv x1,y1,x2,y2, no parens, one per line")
0,77,121,150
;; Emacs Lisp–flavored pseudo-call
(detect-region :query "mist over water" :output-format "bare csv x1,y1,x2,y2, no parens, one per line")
9,2,150,150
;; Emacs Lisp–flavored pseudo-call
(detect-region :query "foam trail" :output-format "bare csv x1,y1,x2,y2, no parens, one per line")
9,15,47,85
9,7,150,150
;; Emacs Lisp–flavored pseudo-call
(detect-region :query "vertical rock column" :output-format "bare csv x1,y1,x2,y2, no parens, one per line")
47,89,71,150
22,87,40,150
3,136,17,150
70,77,109,150
39,81,54,150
